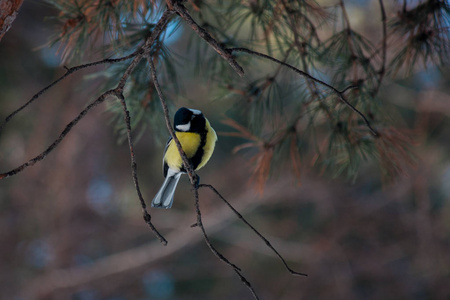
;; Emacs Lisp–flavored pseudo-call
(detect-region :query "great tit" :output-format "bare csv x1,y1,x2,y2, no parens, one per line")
151,107,217,209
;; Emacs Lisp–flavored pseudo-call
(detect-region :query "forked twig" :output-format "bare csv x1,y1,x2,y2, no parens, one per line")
148,51,259,299
200,184,308,277
229,47,379,137
193,188,260,300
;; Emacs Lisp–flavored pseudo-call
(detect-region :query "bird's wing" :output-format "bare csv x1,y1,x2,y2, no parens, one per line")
163,136,172,178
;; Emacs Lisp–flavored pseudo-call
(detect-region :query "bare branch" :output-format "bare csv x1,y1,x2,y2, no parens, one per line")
23,181,299,298
193,187,260,300
0,90,115,180
200,184,308,277
0,54,137,136
374,0,388,94
0,8,176,244
116,92,167,245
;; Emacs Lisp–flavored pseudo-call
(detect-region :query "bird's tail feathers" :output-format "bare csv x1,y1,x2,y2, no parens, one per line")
151,170,182,209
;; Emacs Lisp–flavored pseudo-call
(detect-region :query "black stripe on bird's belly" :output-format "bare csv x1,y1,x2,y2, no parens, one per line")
180,131,207,172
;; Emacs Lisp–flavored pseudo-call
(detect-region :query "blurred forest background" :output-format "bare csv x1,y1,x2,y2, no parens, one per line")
1,0,450,299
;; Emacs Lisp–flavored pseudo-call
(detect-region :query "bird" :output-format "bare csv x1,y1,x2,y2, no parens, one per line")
151,107,217,209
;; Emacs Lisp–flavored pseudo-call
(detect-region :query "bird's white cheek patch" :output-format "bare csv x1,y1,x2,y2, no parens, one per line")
176,122,191,131
189,108,202,115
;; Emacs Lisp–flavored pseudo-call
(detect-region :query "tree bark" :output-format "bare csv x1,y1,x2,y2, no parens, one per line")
0,0,24,41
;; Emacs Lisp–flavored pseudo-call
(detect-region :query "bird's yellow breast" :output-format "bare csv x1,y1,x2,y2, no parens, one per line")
164,119,217,172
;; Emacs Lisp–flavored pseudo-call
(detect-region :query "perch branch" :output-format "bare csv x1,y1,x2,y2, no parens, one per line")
148,51,258,299
147,55,197,185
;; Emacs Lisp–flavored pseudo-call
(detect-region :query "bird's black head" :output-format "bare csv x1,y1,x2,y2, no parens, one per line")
174,107,206,133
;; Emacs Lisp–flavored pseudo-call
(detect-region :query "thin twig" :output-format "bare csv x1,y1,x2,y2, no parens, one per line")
229,47,379,136
116,92,167,245
374,0,387,94
194,188,260,300
0,54,137,136
200,184,308,277
171,1,245,77
0,90,115,180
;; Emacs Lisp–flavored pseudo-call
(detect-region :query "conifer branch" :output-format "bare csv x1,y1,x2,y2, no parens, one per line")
171,1,245,77
0,8,176,244
229,47,379,136
0,8,175,177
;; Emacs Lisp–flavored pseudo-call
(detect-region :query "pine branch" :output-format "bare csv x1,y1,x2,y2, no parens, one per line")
171,1,245,77
228,47,379,136
0,7,177,244
0,8,174,177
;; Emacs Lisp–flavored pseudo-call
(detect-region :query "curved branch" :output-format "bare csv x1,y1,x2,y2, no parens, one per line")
229,47,379,137
0,8,175,178
193,187,260,300
0,90,115,180
171,1,245,77
116,92,167,245
200,184,308,277
0,54,137,136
